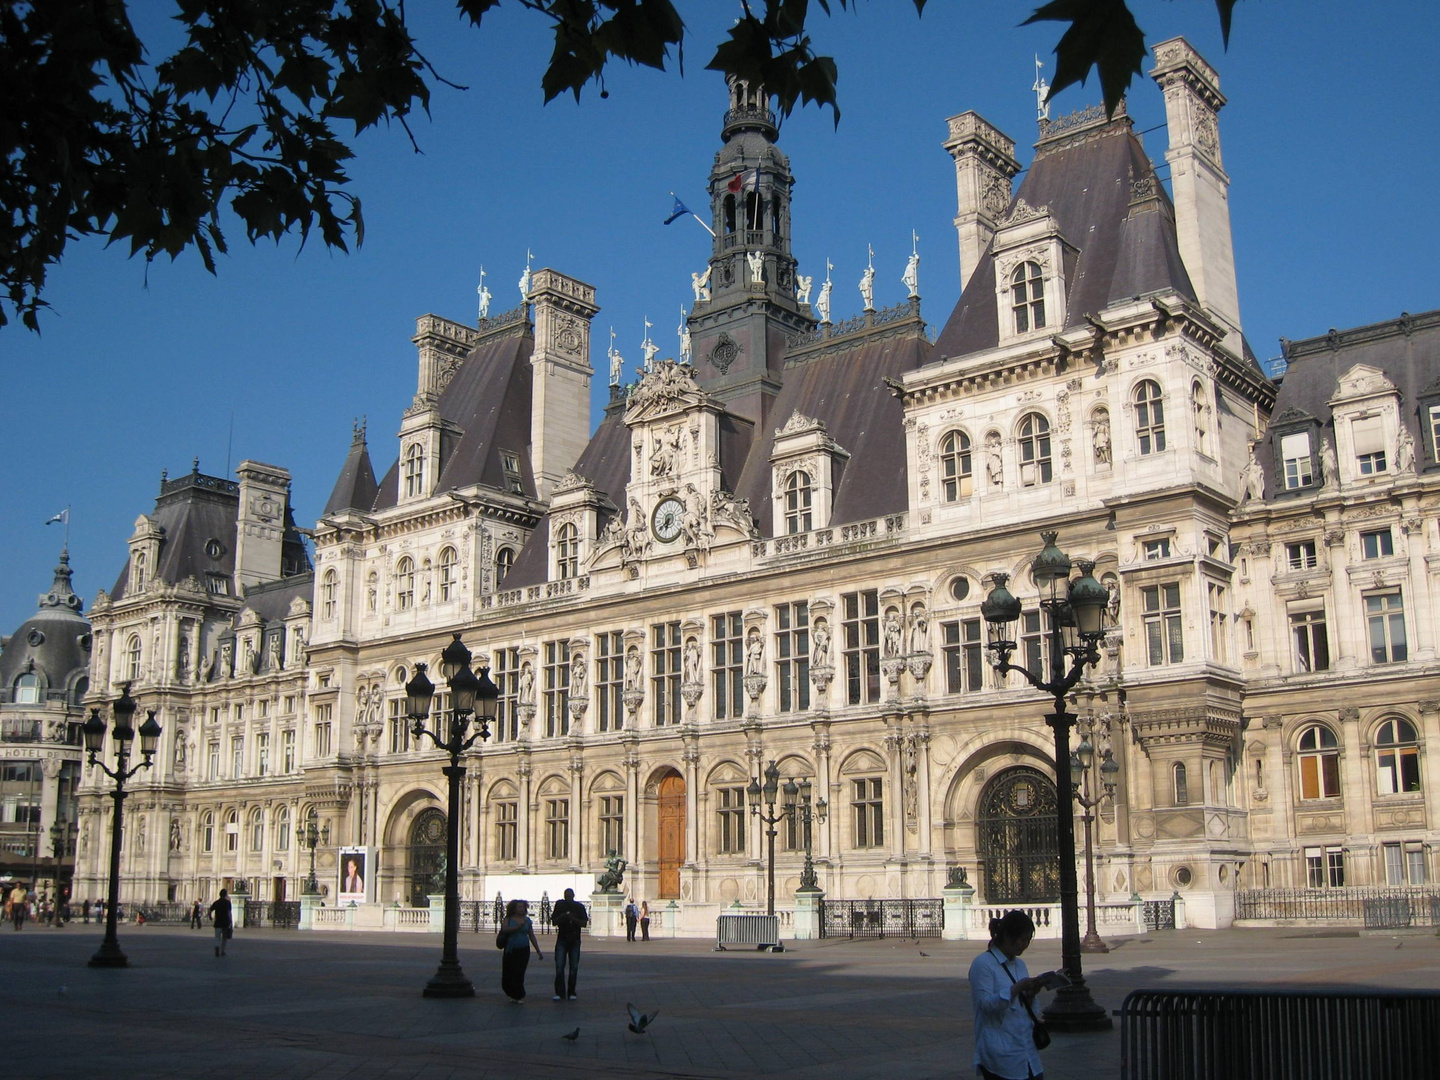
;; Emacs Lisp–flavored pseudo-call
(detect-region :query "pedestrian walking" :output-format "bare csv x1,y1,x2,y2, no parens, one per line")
624,896,638,942
969,909,1065,1080
190,899,203,929
208,889,233,956
639,900,651,941
9,884,26,930
550,888,589,1001
497,899,542,1002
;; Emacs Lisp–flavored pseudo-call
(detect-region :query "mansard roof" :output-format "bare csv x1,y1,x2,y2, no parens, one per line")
323,423,379,516
371,318,536,511
932,109,1197,361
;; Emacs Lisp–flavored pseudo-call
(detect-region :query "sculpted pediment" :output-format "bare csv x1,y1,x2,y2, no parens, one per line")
622,360,716,424
1331,363,1396,403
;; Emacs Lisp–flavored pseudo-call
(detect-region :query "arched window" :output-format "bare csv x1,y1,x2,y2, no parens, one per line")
132,550,147,592
437,547,458,602
940,431,973,501
1191,381,1209,455
1134,380,1166,455
1017,413,1052,486
495,548,515,584
1172,763,1189,806
784,471,813,534
1010,261,1046,333
200,811,214,853
395,557,415,611
403,443,425,498
555,523,579,580
126,635,143,681
723,194,737,234
249,808,264,852
225,809,239,852
275,807,291,851
13,673,41,704
1375,718,1421,795
1298,724,1341,800
770,194,783,237
321,569,338,620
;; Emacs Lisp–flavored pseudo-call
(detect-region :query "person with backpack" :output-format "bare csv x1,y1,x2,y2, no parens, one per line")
550,888,589,1001
624,896,638,942
208,889,233,956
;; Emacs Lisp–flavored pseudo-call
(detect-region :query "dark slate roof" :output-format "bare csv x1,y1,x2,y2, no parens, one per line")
370,325,536,512
0,551,92,698
932,113,1196,361
323,425,379,517
734,319,930,532
1259,308,1440,498
242,572,313,621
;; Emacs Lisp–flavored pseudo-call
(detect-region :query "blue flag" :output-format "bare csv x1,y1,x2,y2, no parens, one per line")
663,195,692,226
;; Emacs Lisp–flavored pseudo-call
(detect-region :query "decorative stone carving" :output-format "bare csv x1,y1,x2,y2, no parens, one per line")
985,432,1004,488
691,266,711,302
710,490,758,538
1237,443,1265,504
708,332,741,374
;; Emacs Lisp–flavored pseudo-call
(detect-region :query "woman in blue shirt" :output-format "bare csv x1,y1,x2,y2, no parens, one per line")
968,910,1058,1080
499,898,543,1002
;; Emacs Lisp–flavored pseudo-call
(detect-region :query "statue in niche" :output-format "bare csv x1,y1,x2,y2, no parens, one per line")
1103,575,1121,625
624,647,643,692
570,653,587,699
811,617,831,665
691,266,712,302
174,736,187,774
366,574,378,612
518,662,535,706
650,426,682,478
169,818,182,852
883,608,903,658
745,629,764,677
176,636,190,682
136,816,146,855
1396,424,1417,474
268,634,282,671
1237,443,1265,504
985,432,1004,488
746,250,765,285
683,638,702,685
220,640,233,678
1320,437,1339,488
1092,415,1112,465
796,275,813,304
909,604,929,654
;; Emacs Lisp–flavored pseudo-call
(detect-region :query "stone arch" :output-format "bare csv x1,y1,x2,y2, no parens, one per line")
378,786,444,905
936,732,1054,878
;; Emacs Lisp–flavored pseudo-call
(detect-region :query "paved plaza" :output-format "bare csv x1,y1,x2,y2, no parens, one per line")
4,923,1439,1079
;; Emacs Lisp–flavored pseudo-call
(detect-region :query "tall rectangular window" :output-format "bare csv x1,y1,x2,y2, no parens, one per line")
1429,405,1440,464
843,590,881,706
1280,431,1313,489
775,602,810,713
282,728,295,772
851,778,884,848
1286,540,1318,570
495,801,517,861
1305,846,1324,888
1289,607,1330,673
545,798,570,861
1352,416,1386,474
493,647,520,741
599,795,624,858
1365,590,1407,664
1326,847,1345,888
314,703,333,758
1207,582,1228,663
595,631,625,733
256,733,270,777
207,741,219,781
389,697,410,753
1360,529,1394,559
1021,609,1048,682
231,736,244,778
943,618,985,694
1142,583,1184,666
652,622,682,726
543,639,570,738
716,786,746,854
711,612,745,720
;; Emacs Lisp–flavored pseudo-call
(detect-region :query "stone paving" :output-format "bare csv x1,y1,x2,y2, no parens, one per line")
4,921,1439,1079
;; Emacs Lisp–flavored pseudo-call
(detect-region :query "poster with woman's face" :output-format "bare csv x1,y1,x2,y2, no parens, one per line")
338,849,367,901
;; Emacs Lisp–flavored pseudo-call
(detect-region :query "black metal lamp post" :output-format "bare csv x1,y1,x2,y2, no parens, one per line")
794,778,829,891
49,820,75,924
981,531,1111,1032
405,634,499,998
747,761,797,918
300,809,330,894
1070,734,1119,953
81,684,162,968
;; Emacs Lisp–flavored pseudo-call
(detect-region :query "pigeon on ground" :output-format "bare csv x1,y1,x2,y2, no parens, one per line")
918,949,930,957
562,1028,580,1041
626,1003,660,1034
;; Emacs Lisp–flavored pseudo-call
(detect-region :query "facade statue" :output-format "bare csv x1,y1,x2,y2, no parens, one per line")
477,270,492,320
909,604,929,654
796,275,813,304
677,307,691,364
173,736,187,773
1237,443,1265,504
570,653,587,699
1396,424,1417,474
136,816,146,855
597,855,627,892
608,337,624,387
985,432,1004,488
1104,576,1121,625
170,818,182,852
746,250,765,285
882,608,903,657
683,638,702,685
176,636,189,682
680,484,712,551
816,276,832,323
1320,436,1339,487
859,263,875,311
518,662,535,706
691,266,712,302
1092,415,1112,465
811,617,831,665
622,498,650,562
518,249,533,301
745,629,764,676
902,250,920,299
710,490,758,537
624,647,643,692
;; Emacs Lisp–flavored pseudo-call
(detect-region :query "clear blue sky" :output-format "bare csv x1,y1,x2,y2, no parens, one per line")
2,1,1437,632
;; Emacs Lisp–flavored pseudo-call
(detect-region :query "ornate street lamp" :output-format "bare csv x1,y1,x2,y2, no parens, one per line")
1070,722,1120,953
747,760,794,919
300,808,331,894
981,532,1111,1031
793,777,828,892
405,634,499,998
82,684,162,968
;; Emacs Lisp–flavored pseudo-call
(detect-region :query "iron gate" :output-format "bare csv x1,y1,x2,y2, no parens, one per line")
243,900,301,928
977,765,1060,905
1143,898,1176,930
818,898,944,939
407,808,447,907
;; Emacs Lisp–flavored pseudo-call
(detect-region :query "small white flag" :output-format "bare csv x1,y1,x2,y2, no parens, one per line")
44,510,68,526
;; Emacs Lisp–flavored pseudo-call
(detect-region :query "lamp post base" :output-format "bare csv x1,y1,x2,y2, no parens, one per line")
1080,929,1110,953
1041,981,1113,1032
88,940,129,968
422,959,475,998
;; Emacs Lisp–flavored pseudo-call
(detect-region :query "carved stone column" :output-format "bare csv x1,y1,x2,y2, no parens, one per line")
912,721,933,860
516,753,533,870
568,741,585,869
1418,700,1440,841
621,732,641,870
811,719,833,868
883,715,906,860
682,732,701,867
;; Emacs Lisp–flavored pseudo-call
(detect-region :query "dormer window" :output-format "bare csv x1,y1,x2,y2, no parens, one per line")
14,673,41,704
500,450,524,494
1010,261,1046,333
1429,404,1440,465
1352,416,1387,475
940,431,973,501
784,472,813,534
495,547,515,584
555,523,579,580
1143,537,1172,561
1280,431,1314,489
403,443,425,498
1134,380,1167,455
132,550,147,592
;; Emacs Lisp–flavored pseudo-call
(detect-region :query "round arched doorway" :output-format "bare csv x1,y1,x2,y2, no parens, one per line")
408,808,446,907
975,765,1059,904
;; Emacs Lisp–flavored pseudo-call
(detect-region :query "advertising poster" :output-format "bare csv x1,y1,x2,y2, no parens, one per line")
338,846,372,903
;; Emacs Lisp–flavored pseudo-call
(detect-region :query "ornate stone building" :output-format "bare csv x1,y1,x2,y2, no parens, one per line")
70,39,1438,929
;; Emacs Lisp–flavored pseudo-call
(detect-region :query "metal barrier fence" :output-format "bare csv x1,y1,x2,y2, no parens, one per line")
133,902,191,925
818,898,944,939
1120,988,1440,1080
1236,886,1440,924
244,900,301,929
716,913,780,950
458,896,590,935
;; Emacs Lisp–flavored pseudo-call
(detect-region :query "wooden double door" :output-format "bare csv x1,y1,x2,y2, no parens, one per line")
657,774,685,899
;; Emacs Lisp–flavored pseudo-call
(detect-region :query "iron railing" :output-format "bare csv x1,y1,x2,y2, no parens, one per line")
1236,886,1440,924
458,896,590,935
818,898,944,939
243,899,301,929
1120,988,1440,1079
1144,898,1176,931
133,902,190,925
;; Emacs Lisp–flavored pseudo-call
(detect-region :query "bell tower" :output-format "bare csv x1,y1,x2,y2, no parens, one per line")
686,77,816,427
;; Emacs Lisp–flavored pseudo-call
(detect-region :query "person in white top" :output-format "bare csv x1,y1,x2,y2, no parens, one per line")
968,909,1062,1080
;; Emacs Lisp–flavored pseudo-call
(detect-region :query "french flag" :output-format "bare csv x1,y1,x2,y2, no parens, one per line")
727,168,757,194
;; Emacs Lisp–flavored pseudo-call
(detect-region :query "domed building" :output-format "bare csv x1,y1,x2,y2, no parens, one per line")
0,550,90,899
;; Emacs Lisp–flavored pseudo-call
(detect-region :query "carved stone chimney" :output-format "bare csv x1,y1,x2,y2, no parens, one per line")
1150,37,1242,345
529,269,599,500
943,112,1021,293
234,460,292,591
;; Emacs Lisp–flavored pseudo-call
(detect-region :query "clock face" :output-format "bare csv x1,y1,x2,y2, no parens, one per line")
651,497,685,543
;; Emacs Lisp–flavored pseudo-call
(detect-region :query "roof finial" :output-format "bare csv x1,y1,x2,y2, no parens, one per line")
352,415,367,444
1034,55,1051,122
192,456,201,474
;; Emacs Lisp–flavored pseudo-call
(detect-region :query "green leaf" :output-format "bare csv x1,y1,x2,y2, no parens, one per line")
1023,0,1146,116
1214,0,1238,47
